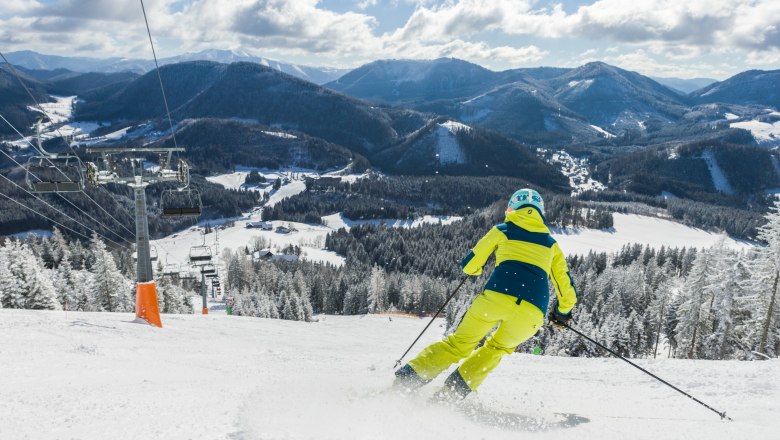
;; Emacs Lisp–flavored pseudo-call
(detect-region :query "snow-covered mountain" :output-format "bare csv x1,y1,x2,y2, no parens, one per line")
691,69,780,110
3,49,349,85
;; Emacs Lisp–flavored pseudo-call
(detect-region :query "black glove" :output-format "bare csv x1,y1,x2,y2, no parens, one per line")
548,300,572,329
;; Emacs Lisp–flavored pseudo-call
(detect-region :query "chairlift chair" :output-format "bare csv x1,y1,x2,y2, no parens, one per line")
162,262,180,278
160,160,202,217
179,269,197,281
25,155,85,193
24,117,85,193
161,188,202,217
200,264,217,275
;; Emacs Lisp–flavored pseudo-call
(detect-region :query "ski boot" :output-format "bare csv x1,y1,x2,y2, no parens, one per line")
431,369,471,403
393,364,430,393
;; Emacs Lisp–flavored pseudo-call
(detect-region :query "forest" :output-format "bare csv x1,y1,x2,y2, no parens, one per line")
224,199,780,360
0,229,194,314
264,175,614,230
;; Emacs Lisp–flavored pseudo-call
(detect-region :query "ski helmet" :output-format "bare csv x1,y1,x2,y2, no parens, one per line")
507,188,544,215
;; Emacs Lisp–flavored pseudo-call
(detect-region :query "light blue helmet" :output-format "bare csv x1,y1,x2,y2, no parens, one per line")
507,188,544,215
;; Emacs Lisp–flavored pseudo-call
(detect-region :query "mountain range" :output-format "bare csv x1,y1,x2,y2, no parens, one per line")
1,52,779,204
3,49,349,85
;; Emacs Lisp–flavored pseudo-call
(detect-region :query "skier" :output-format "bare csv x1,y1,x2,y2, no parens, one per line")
394,188,578,400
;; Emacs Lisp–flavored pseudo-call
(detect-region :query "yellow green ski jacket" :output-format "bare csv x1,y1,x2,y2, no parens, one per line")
461,207,577,315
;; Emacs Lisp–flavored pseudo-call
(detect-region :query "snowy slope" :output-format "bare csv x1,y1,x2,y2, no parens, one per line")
1,309,776,440
701,150,735,194
730,118,780,144
552,214,751,255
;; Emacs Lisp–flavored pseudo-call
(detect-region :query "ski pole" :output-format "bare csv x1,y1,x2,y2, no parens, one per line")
393,275,469,369
563,323,733,421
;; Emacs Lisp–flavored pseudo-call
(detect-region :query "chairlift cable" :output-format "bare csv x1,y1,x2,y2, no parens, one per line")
0,172,127,249
0,52,142,240
139,0,179,150
0,188,92,242
0,114,133,245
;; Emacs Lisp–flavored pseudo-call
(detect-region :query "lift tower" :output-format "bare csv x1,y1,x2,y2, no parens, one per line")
86,147,192,327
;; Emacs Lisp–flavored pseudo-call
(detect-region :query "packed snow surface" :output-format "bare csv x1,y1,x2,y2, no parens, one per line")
1,309,776,440
701,149,735,194
552,214,751,255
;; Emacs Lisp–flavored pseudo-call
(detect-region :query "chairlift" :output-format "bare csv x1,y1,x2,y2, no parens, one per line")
160,160,202,217
24,117,85,193
26,155,85,193
179,270,197,281
161,189,202,217
200,264,217,275
189,232,212,264
161,256,180,278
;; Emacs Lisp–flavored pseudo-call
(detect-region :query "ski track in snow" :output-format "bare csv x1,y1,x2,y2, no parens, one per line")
434,123,467,165
0,310,776,440
701,150,735,195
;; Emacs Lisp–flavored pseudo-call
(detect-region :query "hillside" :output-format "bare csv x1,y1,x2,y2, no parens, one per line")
547,62,689,131
1,309,776,440
326,58,502,105
327,59,698,144
0,66,51,135
691,70,780,109
74,61,426,155
168,118,355,173
371,118,572,183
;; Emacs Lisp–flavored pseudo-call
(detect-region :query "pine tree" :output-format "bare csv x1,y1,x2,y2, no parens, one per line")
750,199,780,356
674,248,712,359
89,233,129,312
18,243,59,310
366,265,386,313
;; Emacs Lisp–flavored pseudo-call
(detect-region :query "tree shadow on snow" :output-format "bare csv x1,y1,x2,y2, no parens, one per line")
458,402,590,432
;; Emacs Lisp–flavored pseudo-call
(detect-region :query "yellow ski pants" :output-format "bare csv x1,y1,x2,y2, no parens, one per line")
408,290,544,391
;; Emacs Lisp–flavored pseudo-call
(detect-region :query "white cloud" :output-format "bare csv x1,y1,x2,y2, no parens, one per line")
356,0,378,10
601,49,737,79
0,0,778,77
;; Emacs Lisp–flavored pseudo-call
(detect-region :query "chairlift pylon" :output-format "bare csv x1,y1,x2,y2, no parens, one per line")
132,245,158,262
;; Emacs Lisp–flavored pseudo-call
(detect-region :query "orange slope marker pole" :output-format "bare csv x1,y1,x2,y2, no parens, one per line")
136,281,163,328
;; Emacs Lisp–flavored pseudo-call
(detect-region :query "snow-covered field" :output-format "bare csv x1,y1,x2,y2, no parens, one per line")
552,214,751,255
322,213,462,231
1,309,776,440
8,95,101,149
730,119,780,144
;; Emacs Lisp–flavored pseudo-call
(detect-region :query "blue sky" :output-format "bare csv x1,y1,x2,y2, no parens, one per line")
2,0,779,79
